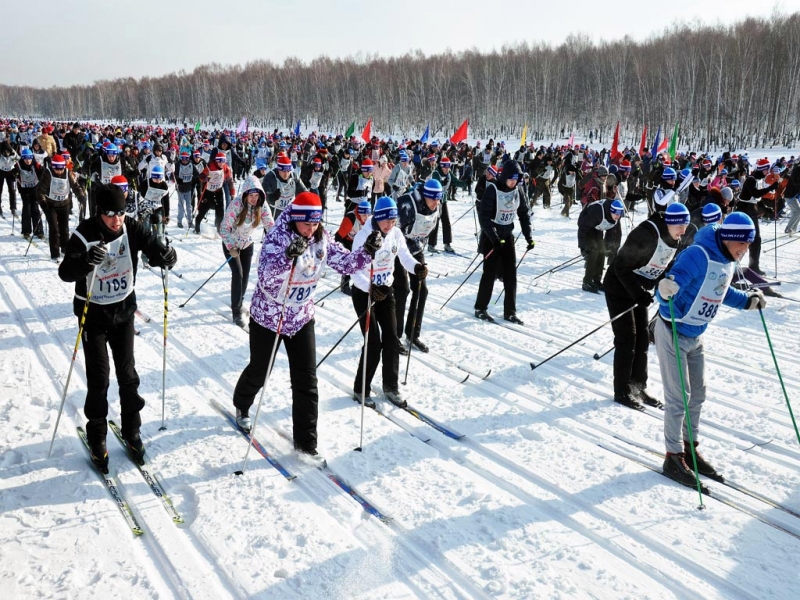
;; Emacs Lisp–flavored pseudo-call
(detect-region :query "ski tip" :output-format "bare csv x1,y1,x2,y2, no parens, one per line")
482,369,492,379
133,526,145,536
459,374,469,384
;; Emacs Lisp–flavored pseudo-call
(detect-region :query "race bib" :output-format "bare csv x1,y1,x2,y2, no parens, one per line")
88,226,135,305
207,169,224,191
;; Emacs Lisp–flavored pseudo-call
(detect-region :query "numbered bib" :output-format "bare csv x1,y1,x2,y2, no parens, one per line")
492,185,519,226
207,169,224,191
100,160,122,184
49,173,69,202
178,163,194,182
310,171,323,189
633,221,676,280
88,225,135,305
269,243,326,307
675,247,734,326
371,243,396,287
19,168,39,188
144,185,166,203
277,178,295,210
565,173,576,187
408,201,439,242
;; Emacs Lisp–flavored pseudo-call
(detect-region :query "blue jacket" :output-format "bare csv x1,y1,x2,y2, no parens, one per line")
656,224,749,337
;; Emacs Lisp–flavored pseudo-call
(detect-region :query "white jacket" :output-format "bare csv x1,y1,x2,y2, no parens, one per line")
351,218,419,293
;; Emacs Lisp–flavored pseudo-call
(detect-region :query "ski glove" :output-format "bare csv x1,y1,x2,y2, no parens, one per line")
658,277,680,300
746,290,767,310
526,239,536,251
87,243,107,266
371,285,391,302
286,236,308,259
363,231,383,257
228,247,240,259
492,238,505,253
414,263,428,279
160,246,178,269
637,291,653,307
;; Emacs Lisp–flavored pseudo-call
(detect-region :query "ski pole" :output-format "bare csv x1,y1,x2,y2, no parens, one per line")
463,249,480,274
472,201,478,237
158,266,169,431
593,343,614,361
668,297,706,509
314,281,344,305
451,202,475,226
25,212,44,257
316,301,374,368
441,249,494,310
530,303,638,370
758,307,800,446
179,255,233,307
355,262,375,452
48,264,99,458
235,256,298,475
493,243,533,305
531,254,583,281
402,278,424,385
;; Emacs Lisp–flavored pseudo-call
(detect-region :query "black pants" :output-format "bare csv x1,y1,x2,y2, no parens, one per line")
162,192,171,221
82,317,144,433
606,292,650,397
393,252,427,339
352,287,399,395
737,204,762,269
45,201,70,259
429,202,452,246
533,178,551,207
583,240,606,286
222,243,254,317
195,189,224,233
233,319,319,451
0,170,17,211
20,188,43,236
475,233,517,316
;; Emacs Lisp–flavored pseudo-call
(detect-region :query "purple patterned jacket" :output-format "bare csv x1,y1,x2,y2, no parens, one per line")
249,208,372,336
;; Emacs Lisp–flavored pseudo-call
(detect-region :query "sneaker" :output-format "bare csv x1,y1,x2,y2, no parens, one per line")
396,337,409,356
353,391,376,409
504,314,524,325
683,442,724,481
663,452,708,492
428,244,439,253
410,337,429,353
235,407,251,432
122,429,145,464
582,282,600,294
443,244,455,253
384,388,407,408
613,393,644,411
474,309,495,323
633,387,663,409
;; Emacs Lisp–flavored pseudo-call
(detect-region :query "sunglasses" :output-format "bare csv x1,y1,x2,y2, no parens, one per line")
103,209,126,217
114,184,129,192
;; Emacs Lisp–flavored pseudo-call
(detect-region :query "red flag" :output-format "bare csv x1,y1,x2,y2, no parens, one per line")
657,134,668,155
360,119,372,143
610,122,621,161
638,125,648,155
450,119,469,144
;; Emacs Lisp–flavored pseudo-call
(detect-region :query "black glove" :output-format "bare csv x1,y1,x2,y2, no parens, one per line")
371,285,391,301
160,246,177,269
414,263,428,279
636,291,653,307
492,238,505,253
286,236,308,258
526,239,536,251
580,248,588,258
87,243,106,266
363,230,383,257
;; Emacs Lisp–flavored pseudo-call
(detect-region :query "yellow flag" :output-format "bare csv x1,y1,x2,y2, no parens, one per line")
520,124,528,147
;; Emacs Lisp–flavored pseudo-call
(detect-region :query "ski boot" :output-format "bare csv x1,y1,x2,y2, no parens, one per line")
235,407,251,433
86,418,109,473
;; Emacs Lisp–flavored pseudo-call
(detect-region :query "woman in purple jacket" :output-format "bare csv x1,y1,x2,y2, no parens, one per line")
231,192,381,458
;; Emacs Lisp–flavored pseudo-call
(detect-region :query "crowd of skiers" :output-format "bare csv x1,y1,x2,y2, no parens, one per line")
1,118,795,491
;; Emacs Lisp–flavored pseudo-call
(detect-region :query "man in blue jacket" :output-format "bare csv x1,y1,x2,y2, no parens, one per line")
654,212,765,489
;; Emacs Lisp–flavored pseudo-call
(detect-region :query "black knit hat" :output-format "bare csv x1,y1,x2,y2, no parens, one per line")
95,184,126,213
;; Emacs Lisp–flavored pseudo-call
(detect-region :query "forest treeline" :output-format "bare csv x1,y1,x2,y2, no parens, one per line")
2,13,799,151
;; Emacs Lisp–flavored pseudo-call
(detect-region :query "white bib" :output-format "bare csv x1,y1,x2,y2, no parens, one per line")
491,184,519,226
88,226,135,305
267,242,326,306
144,185,166,203
207,169,224,191
408,201,439,243
310,171,323,189
277,177,295,210
588,201,617,231
565,173,576,187
370,240,398,287
100,160,122,184
178,163,194,182
19,168,39,188
633,221,677,280
675,246,734,326
48,172,69,202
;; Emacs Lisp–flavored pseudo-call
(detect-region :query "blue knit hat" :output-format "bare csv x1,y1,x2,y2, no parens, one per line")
374,196,398,221
357,199,372,215
423,179,444,201
702,203,722,224
664,202,690,225
610,199,625,216
719,212,755,243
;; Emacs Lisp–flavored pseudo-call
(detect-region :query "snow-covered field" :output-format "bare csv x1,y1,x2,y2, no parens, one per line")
2,154,800,599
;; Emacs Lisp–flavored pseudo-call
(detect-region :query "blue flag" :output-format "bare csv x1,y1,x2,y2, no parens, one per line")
420,125,430,143
649,126,661,157
294,119,301,136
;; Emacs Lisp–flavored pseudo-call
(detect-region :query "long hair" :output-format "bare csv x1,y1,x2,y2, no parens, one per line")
234,199,261,229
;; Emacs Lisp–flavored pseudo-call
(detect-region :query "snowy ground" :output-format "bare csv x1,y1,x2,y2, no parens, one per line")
2,156,800,599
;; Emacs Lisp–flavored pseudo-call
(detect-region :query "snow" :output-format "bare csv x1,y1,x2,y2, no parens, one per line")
2,151,800,599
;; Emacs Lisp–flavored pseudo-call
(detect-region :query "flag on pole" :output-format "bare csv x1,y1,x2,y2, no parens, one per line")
236,117,248,134
610,122,621,161
638,125,648,156
194,121,201,132
667,122,680,160
294,119,301,136
650,126,662,156
657,133,668,155
520,124,528,147
420,124,430,143
567,132,574,147
345,120,356,138
361,119,372,143
450,119,469,144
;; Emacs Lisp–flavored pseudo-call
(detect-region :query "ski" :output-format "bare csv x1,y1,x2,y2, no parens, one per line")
76,426,145,535
209,399,296,480
398,403,465,440
135,309,152,323
613,434,800,521
108,420,184,524
418,351,491,381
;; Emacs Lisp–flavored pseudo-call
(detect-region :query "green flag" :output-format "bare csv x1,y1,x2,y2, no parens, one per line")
668,122,680,160
344,120,355,138
195,121,201,131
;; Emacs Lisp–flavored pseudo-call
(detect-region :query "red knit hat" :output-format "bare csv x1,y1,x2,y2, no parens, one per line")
360,158,373,172
51,155,66,168
277,155,293,171
288,191,322,223
756,157,770,171
110,175,128,188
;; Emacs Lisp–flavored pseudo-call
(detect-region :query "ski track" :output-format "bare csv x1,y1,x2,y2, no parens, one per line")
3,180,800,599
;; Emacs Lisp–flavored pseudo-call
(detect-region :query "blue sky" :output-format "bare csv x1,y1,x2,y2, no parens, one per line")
3,0,794,87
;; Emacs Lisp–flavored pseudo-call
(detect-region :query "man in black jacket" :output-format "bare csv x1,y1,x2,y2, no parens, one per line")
58,184,177,471
737,158,779,274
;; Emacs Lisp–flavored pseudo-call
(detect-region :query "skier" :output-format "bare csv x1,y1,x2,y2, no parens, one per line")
474,160,535,324
603,202,690,410
577,197,624,293
0,140,19,217
232,192,381,459
261,154,307,220
37,154,86,262
428,156,468,253
220,175,275,327
334,199,373,295
387,151,415,199
350,196,426,408
17,147,44,239
655,212,764,488
138,164,169,225
394,179,442,353
174,151,199,228
58,184,178,470
346,158,374,212
196,150,235,234
736,158,780,274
